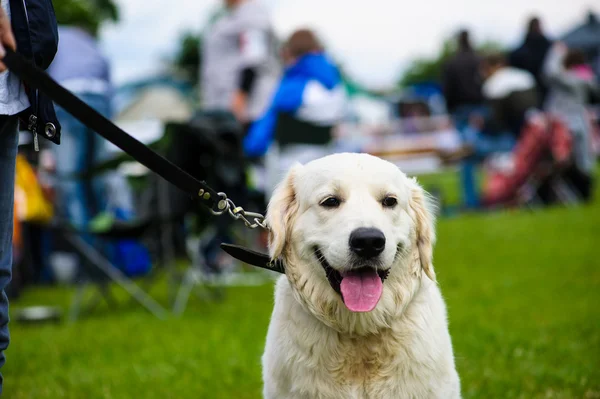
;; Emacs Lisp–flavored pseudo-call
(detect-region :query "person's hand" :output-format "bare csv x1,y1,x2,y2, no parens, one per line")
231,91,248,123
0,6,16,72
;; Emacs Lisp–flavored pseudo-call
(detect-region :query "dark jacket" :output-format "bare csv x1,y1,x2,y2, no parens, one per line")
509,33,552,105
9,0,61,144
442,49,484,113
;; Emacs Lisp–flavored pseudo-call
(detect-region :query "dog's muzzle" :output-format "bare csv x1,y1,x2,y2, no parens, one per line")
313,247,390,312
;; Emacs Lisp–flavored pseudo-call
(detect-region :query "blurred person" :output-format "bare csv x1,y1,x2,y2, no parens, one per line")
0,0,59,392
46,26,114,257
198,0,279,273
543,43,600,200
439,52,538,208
200,0,280,133
440,29,484,208
509,16,553,106
479,52,539,138
243,28,347,196
441,29,484,123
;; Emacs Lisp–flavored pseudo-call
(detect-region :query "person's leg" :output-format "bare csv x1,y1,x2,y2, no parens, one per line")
470,131,516,160
52,101,107,281
459,127,517,207
452,106,485,209
79,93,115,263
52,105,94,233
458,127,483,208
0,115,19,392
83,94,112,214
459,158,480,208
53,94,112,232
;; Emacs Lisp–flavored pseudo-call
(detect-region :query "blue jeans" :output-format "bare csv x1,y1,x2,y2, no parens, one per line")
0,115,19,393
460,127,516,208
452,105,486,208
452,106,515,208
53,93,112,255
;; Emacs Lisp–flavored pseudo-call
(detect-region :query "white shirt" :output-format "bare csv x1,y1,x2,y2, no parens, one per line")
482,67,536,100
200,0,280,120
0,0,30,115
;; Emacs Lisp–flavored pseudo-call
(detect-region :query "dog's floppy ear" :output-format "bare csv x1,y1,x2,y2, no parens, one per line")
266,164,301,259
408,178,437,282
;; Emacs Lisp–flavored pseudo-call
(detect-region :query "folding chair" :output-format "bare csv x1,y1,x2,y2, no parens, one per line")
51,155,174,321
61,226,168,321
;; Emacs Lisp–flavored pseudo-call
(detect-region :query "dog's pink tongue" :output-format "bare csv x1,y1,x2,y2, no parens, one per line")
340,269,383,312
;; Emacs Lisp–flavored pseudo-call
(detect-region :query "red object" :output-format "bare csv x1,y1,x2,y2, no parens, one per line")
483,114,572,206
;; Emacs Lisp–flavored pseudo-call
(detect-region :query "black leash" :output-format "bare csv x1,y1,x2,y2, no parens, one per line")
219,244,285,274
4,48,218,209
3,48,284,275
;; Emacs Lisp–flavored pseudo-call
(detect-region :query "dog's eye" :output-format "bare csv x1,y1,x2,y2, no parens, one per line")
382,196,398,208
320,196,341,208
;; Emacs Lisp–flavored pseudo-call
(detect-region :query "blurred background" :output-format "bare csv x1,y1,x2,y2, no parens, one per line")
7,0,600,398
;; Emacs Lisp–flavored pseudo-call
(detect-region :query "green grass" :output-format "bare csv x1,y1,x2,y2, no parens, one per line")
6,173,600,398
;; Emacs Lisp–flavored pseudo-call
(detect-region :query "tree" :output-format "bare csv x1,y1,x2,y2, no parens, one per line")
398,39,504,88
172,32,202,86
171,7,226,87
52,0,119,36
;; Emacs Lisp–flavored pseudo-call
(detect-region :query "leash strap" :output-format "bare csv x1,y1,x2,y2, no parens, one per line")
3,48,285,273
220,244,285,274
3,48,219,209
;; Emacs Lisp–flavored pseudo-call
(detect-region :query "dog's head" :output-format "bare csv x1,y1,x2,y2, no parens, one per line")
266,153,437,334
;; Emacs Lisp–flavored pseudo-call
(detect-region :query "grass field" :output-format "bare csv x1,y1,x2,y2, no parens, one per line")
6,173,600,399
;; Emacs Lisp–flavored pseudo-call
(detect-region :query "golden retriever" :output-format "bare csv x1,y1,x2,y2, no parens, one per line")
261,153,460,398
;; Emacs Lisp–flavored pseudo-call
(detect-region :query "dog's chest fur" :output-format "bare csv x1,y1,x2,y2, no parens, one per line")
262,277,460,399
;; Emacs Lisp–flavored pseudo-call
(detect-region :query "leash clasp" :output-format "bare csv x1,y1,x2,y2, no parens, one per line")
210,192,269,230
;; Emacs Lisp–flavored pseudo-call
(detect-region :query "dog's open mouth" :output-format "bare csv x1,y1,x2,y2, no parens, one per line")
314,248,390,313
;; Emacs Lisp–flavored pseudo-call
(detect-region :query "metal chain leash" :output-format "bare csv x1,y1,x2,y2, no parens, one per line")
208,190,269,230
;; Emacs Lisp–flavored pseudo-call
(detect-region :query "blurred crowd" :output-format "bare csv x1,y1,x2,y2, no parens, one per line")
439,17,599,208
10,1,600,295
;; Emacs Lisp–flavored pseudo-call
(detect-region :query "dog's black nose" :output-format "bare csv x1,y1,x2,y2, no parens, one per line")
349,228,386,258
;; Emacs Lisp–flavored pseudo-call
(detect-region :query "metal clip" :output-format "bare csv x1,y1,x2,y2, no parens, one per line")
27,114,37,130
210,192,268,230
28,115,39,152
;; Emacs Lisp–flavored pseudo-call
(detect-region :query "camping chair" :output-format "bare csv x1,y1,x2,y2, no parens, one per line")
46,127,198,320
49,168,172,321
59,224,168,321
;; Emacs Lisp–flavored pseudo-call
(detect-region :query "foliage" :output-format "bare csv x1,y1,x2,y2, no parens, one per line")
172,32,202,86
171,7,226,87
52,0,119,36
398,39,505,88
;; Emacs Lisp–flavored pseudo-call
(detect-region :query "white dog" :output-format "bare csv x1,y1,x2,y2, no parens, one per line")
261,153,461,399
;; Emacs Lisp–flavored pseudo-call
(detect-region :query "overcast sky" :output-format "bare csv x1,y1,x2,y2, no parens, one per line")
100,0,598,89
